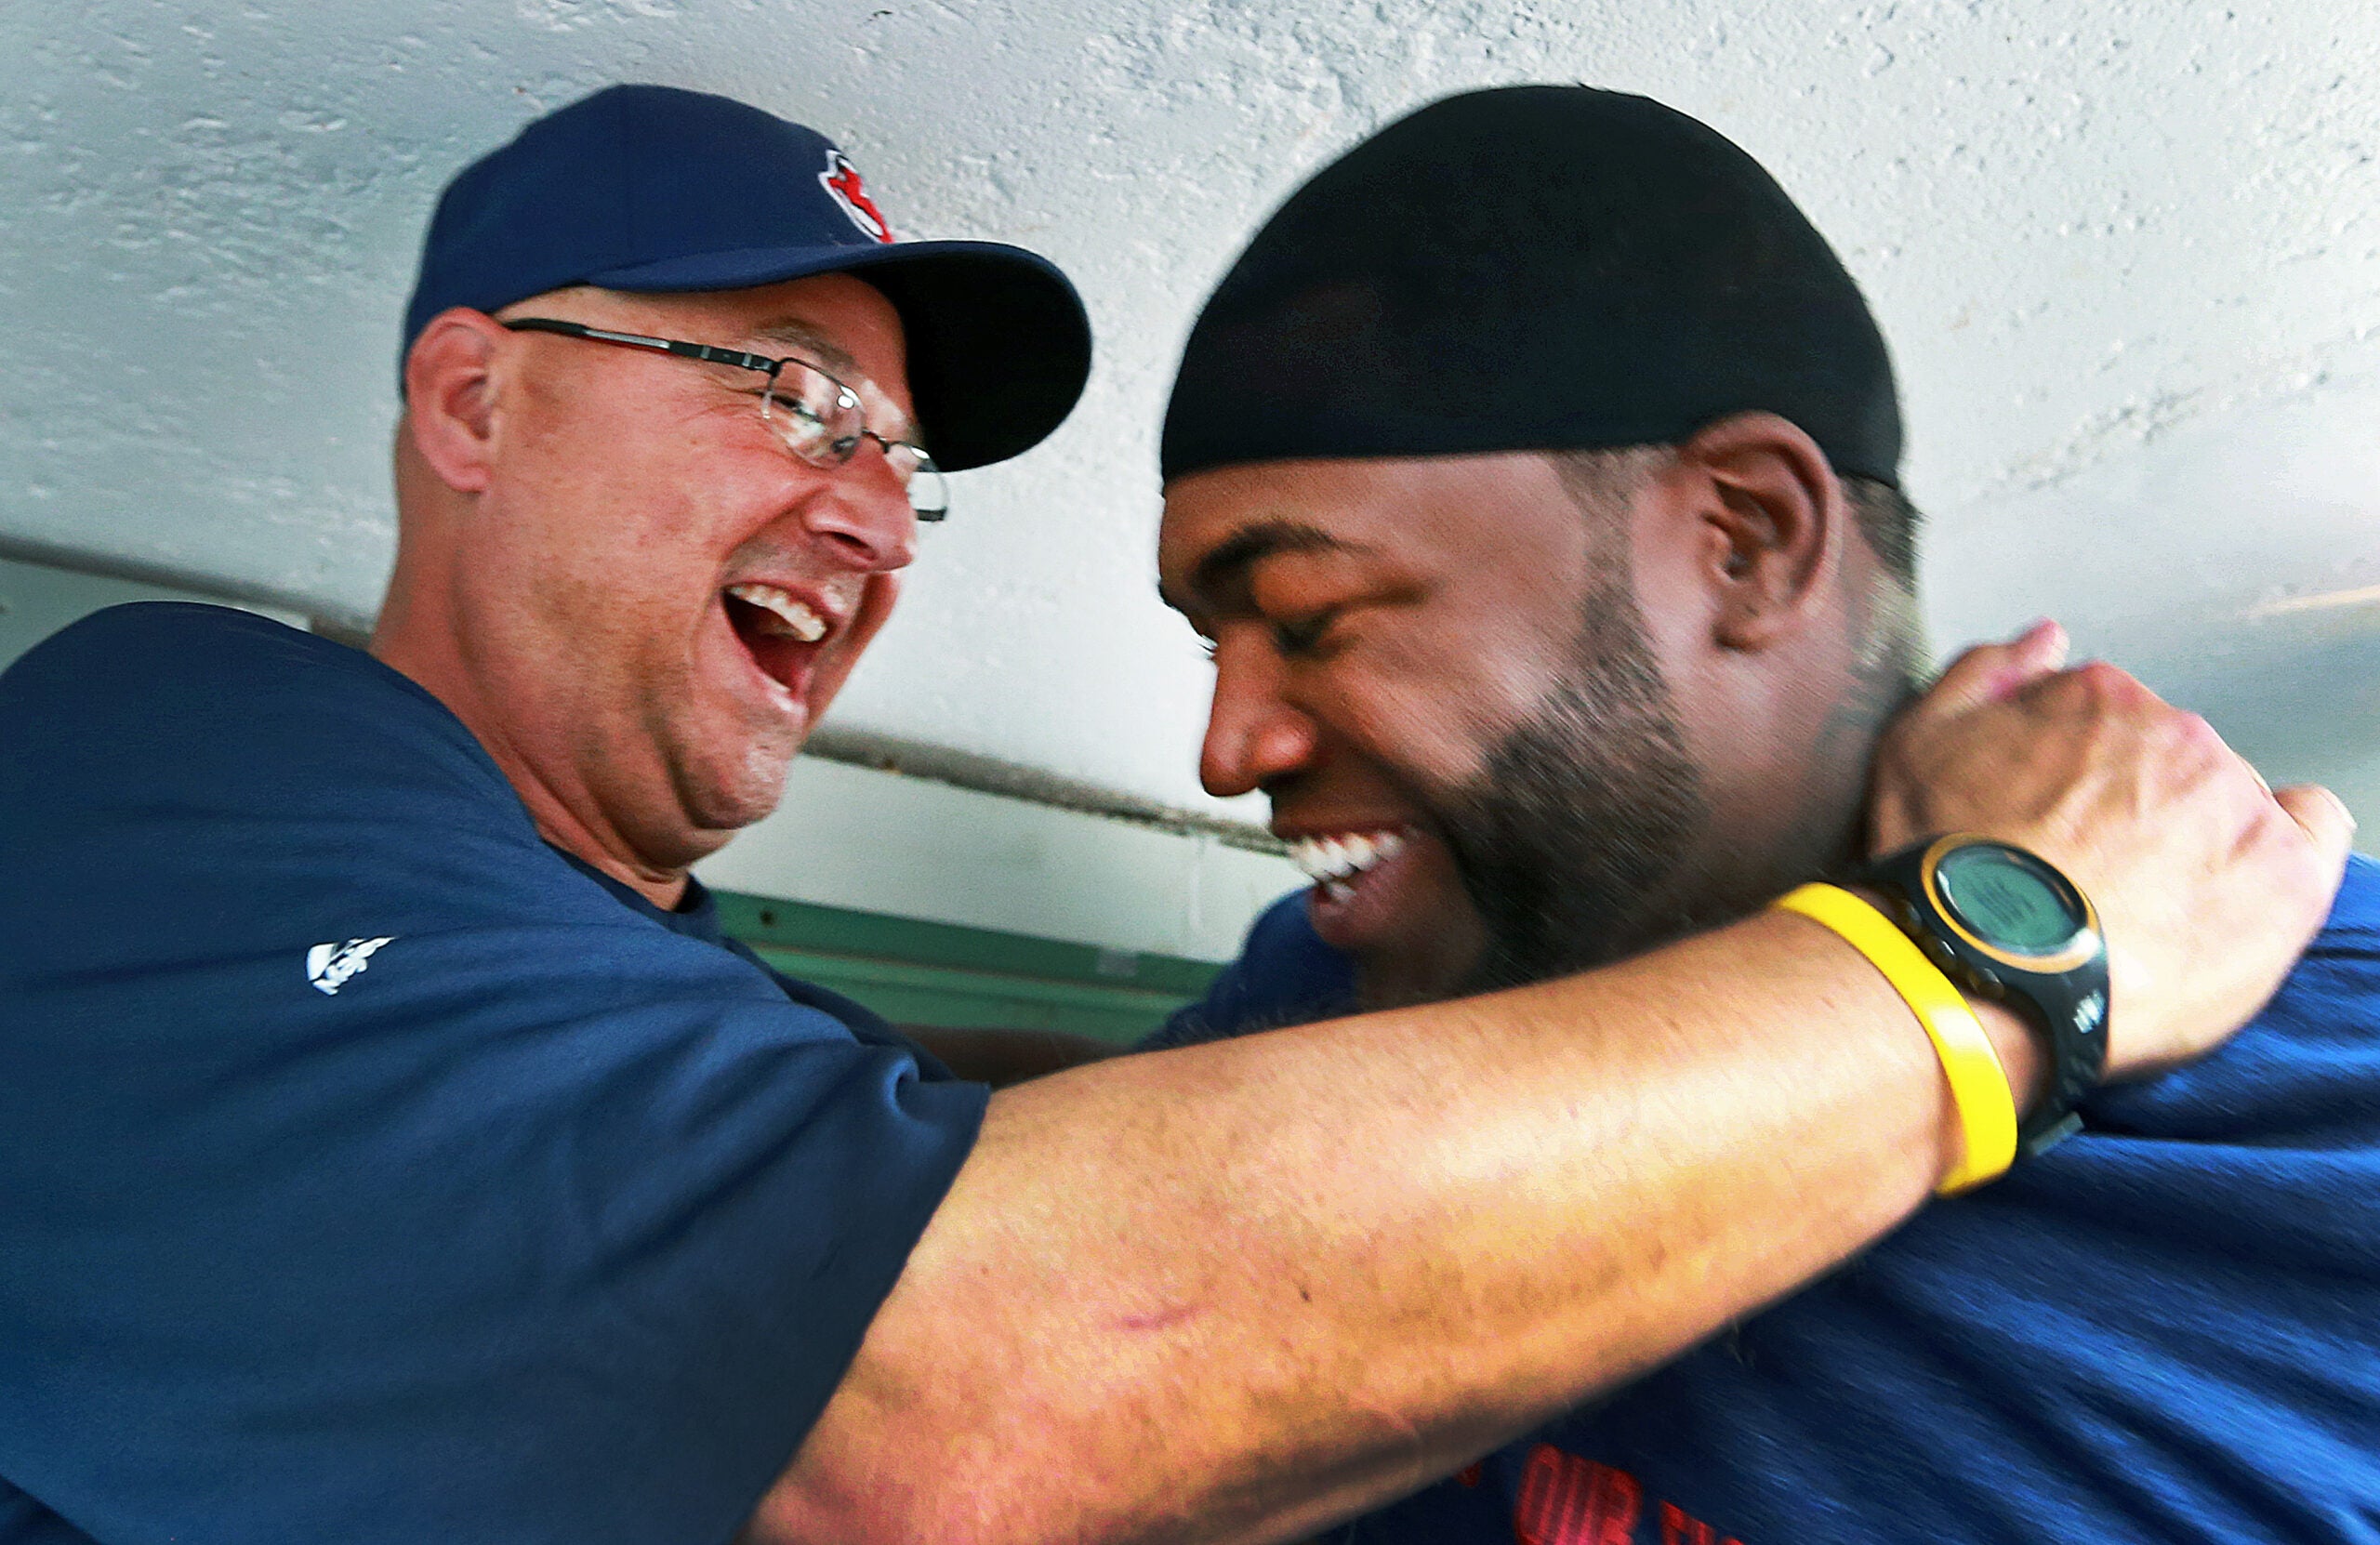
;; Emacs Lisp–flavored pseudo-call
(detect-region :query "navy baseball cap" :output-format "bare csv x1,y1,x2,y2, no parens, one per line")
403,84,1091,472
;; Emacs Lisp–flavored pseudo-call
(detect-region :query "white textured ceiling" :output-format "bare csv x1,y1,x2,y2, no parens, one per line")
6,0,2378,818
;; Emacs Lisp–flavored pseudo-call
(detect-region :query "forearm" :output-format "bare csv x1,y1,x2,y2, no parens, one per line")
760,908,2027,1544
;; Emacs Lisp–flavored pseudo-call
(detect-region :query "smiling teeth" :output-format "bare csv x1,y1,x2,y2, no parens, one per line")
725,583,827,642
1288,828,1407,884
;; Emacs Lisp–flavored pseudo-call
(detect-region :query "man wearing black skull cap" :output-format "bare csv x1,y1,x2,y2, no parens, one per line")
1157,85,2380,1541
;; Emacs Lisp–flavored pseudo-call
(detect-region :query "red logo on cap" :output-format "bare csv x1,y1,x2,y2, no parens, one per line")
820,150,893,243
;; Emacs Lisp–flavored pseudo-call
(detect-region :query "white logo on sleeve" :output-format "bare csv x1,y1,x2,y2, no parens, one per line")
307,936,396,996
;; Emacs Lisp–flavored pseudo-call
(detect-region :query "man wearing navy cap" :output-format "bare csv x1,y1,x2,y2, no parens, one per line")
0,84,2351,1545
1156,86,2380,1540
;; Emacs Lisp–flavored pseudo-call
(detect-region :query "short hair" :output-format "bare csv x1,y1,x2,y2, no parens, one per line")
1842,475,1919,591
1553,446,1920,591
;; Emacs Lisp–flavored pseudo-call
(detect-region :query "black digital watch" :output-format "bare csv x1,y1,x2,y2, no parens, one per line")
1858,835,2110,1153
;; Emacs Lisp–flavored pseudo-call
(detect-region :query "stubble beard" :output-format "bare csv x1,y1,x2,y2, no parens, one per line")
637,653,803,863
1435,576,1711,994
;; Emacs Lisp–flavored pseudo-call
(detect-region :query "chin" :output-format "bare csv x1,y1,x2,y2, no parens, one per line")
672,739,799,841
1357,920,1482,1007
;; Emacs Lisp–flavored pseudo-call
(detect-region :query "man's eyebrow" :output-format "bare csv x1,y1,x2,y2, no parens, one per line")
747,317,924,442
748,318,859,376
1165,519,1362,612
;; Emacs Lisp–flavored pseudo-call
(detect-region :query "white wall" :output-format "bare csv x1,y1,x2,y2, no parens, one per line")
1926,388,2380,825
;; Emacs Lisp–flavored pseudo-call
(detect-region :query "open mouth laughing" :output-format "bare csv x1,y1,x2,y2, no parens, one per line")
720,579,838,705
1281,822,1448,955
1287,827,1410,903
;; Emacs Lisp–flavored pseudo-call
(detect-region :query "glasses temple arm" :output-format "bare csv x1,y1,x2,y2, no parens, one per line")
501,317,779,376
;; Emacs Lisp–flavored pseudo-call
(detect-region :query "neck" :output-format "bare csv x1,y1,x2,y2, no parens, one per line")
1554,708,1901,982
514,784,694,911
371,584,694,913
1673,616,1924,944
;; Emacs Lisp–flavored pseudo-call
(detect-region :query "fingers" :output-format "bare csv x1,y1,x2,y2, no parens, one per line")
2011,656,2162,718
1870,626,2350,1075
1919,619,2070,720
1871,622,2076,852
2274,784,2358,878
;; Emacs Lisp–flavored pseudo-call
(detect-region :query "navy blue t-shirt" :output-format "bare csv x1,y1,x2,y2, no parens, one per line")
1143,889,1357,1050
0,603,987,1545
1180,867,2380,1542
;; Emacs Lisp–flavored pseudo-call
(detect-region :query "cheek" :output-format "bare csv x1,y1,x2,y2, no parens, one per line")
463,489,719,730
810,574,902,709
1294,663,1478,800
1331,607,1572,787
496,443,738,617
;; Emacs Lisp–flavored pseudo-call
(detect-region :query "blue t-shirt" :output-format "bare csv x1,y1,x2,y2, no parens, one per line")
1144,890,1358,1050
0,603,987,1545
1182,866,2380,1542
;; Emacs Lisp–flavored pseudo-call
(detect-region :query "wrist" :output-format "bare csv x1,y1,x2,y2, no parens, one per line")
1792,883,2011,1193
1836,882,2041,1119
1971,1001,2043,1118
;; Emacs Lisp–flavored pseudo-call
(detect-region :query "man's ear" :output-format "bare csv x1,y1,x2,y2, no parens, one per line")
402,308,509,495
1676,411,1844,652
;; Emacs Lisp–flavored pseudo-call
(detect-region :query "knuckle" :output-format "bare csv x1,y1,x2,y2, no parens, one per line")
2070,660,2137,704
2152,708,2228,772
2027,667,2094,715
2179,714,2231,770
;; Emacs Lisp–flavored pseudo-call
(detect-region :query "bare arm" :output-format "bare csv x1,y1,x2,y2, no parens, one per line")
750,636,2354,1545
774,914,2025,1543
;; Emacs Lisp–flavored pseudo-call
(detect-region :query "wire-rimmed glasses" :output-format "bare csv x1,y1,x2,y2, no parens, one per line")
500,316,949,520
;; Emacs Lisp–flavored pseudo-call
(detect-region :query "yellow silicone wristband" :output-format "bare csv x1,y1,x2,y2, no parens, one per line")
1772,882,2018,1195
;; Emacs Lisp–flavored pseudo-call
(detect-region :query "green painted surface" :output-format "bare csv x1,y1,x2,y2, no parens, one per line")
713,890,1223,1043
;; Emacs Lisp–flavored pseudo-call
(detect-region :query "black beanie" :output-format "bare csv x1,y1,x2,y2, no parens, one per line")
1162,86,1902,487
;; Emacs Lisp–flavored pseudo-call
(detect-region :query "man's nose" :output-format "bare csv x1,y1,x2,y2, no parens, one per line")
1200,636,1320,799
800,448,918,573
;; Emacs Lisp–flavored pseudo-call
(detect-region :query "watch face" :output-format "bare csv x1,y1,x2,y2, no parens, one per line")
1934,842,2089,957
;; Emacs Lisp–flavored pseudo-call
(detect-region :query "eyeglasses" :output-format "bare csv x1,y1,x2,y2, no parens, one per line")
500,317,949,520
